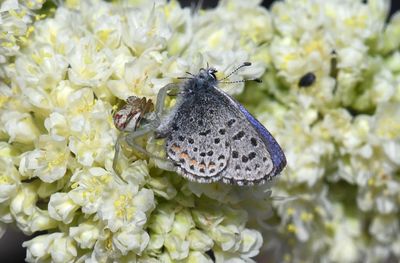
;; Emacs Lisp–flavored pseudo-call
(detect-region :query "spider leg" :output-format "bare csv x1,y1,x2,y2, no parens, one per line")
113,121,159,181
113,83,180,181
155,83,180,116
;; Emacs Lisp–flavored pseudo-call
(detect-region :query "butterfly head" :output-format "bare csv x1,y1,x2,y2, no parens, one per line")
197,67,218,84
181,62,260,91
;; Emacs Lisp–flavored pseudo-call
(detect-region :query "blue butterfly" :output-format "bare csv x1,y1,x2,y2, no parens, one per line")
114,63,286,185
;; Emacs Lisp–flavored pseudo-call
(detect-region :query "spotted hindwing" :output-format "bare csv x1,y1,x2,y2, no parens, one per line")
216,87,286,185
157,83,285,185
157,87,233,183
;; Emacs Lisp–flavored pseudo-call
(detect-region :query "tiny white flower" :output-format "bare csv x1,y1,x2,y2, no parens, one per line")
68,126,114,167
29,208,58,232
50,234,78,263
371,69,396,104
376,193,398,214
210,224,240,251
19,135,70,183
0,203,13,224
98,182,155,232
369,214,399,243
326,207,362,263
0,0,44,60
238,229,263,258
121,5,172,54
119,160,150,187
271,107,332,187
44,112,69,140
48,192,79,224
148,204,176,234
328,230,360,263
1,110,40,144
107,53,164,100
170,208,194,239
49,80,80,109
372,102,400,140
188,229,214,252
23,233,61,263
69,167,112,214
164,233,190,260
67,36,113,87
146,176,177,200
378,11,400,53
82,1,123,49
146,234,164,252
112,223,150,255
64,89,116,167
12,44,69,109
382,141,400,166
109,47,135,80
70,219,101,249
1,0,19,11
10,184,38,234
0,143,20,203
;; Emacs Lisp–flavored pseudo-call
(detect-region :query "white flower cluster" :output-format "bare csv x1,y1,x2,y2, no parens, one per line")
0,0,46,66
249,0,400,262
0,0,267,262
2,0,400,262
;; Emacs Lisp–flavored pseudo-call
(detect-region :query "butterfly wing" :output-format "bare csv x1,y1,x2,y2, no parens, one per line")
222,100,286,185
157,85,286,185
205,86,286,185
156,88,231,183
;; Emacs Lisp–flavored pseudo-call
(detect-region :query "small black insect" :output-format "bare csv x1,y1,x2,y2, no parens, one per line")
298,72,316,88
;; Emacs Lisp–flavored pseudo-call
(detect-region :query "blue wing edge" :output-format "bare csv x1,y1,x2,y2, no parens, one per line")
238,104,287,176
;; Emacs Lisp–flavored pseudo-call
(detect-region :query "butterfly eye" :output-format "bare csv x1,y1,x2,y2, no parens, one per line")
208,68,217,80
210,72,217,80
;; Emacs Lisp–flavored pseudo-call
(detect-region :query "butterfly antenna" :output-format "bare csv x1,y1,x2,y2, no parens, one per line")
219,62,252,81
185,71,195,77
219,78,262,84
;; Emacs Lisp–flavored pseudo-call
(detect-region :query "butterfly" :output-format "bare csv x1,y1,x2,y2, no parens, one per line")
114,63,286,185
